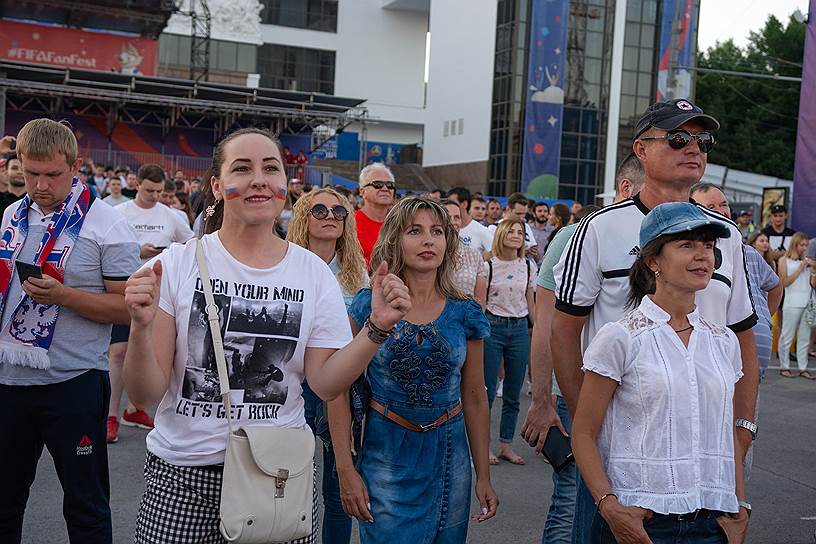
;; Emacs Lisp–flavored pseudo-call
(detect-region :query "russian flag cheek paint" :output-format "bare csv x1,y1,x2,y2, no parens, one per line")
223,185,241,200
274,187,287,201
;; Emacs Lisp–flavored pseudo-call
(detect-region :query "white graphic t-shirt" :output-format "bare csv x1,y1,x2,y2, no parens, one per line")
146,234,353,466
116,200,194,262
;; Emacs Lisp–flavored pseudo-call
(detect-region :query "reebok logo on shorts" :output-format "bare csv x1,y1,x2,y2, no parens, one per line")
77,435,93,456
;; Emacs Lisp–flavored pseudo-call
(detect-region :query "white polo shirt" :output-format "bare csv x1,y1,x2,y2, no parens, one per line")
553,194,757,350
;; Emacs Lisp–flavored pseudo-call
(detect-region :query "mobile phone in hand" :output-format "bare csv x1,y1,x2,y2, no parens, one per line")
15,260,43,284
542,426,574,473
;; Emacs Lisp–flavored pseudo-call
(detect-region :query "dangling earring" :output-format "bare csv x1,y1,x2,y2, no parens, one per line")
205,199,220,218
654,269,661,278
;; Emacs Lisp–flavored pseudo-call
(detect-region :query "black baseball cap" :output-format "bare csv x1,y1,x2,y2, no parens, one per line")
635,98,720,139
770,204,787,214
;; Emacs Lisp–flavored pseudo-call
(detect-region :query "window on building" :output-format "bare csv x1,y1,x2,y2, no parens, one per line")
261,0,339,33
257,44,336,94
158,34,257,74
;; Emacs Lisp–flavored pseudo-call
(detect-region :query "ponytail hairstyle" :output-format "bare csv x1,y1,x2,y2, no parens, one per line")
627,224,723,309
202,127,285,234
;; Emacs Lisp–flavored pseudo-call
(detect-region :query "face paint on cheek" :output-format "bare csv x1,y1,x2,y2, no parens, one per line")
274,187,287,201
223,185,241,200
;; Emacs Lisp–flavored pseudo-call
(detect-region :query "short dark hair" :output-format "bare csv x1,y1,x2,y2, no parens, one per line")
3,152,17,170
164,180,176,193
487,198,499,205
574,204,601,222
688,181,719,198
533,201,549,213
507,192,529,209
430,188,443,195
447,187,472,206
138,164,165,184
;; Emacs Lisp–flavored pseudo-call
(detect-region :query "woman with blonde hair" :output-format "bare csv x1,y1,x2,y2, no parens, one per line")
286,187,368,544
777,231,816,379
329,197,498,542
482,218,535,465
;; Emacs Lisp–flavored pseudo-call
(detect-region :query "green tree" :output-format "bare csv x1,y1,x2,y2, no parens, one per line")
695,14,804,179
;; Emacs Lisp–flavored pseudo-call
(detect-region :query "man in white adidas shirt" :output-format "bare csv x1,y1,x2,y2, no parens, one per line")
487,192,539,261
552,98,757,542
106,164,194,443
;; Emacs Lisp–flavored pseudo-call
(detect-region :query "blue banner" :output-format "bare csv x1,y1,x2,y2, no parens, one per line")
656,0,698,101
792,0,816,236
521,0,569,197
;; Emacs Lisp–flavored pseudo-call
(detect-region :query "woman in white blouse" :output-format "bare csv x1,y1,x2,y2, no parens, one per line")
572,202,744,544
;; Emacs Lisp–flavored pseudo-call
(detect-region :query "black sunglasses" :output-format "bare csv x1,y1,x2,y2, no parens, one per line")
640,129,716,153
309,203,349,221
365,180,395,191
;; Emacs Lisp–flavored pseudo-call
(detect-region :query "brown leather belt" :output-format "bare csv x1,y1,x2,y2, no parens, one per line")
369,399,462,433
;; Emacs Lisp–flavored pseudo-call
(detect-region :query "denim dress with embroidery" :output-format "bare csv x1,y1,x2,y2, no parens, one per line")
349,290,490,544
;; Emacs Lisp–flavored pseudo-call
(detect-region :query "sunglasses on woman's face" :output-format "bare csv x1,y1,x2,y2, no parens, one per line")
365,180,395,191
640,129,716,154
309,203,349,221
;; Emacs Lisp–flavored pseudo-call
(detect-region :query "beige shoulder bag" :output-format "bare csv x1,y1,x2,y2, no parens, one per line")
195,239,315,543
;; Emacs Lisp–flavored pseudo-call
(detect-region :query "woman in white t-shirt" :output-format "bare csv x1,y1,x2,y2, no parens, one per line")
572,202,745,544
482,217,535,466
122,128,411,544
777,231,816,379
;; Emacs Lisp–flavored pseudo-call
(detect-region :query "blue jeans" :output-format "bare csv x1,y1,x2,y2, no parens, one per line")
591,510,726,544
542,396,576,544
572,474,596,544
302,381,352,544
483,314,530,443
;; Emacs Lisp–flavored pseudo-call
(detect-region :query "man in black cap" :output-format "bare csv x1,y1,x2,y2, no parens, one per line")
735,209,756,241
761,203,796,259
543,98,757,543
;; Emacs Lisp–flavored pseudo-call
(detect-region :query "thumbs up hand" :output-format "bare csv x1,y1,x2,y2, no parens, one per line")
125,260,163,327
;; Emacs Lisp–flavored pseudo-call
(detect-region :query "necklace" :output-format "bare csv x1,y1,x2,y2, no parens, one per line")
673,324,693,333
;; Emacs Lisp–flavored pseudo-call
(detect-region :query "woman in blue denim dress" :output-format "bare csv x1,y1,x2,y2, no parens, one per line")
330,197,499,543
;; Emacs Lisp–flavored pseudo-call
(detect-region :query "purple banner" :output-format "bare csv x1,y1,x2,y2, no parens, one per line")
521,0,569,198
792,0,816,236
656,0,698,101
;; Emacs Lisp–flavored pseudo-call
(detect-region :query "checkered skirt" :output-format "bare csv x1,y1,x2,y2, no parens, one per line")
134,452,318,544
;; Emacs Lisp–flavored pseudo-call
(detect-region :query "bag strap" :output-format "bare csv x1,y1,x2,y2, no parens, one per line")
486,258,493,305
194,239,234,435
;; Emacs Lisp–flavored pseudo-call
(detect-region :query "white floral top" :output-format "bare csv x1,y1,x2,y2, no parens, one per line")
582,295,743,515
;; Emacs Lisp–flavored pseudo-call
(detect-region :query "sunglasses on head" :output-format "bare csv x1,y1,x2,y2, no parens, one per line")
365,180,395,191
309,203,349,221
640,129,716,153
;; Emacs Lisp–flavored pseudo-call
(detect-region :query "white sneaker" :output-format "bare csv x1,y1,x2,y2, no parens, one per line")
496,379,503,398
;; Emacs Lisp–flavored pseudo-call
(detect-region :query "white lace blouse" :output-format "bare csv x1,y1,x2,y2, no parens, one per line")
582,296,743,515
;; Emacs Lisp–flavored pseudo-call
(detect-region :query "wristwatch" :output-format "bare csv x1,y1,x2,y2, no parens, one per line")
738,500,752,517
735,419,757,440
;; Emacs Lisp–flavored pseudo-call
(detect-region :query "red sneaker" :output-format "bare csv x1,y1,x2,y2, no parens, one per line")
121,409,155,430
106,416,119,444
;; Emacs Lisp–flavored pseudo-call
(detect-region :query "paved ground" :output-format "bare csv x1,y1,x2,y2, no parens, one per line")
20,363,816,544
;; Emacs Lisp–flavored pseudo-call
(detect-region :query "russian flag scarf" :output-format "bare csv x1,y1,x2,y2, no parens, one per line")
0,178,91,369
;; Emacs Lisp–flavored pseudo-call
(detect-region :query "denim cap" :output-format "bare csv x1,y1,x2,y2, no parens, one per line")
640,202,731,249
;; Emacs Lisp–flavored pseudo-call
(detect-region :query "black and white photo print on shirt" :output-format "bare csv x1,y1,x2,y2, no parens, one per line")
181,279,304,408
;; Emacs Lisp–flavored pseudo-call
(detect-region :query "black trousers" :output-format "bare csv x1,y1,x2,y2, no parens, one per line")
0,369,112,544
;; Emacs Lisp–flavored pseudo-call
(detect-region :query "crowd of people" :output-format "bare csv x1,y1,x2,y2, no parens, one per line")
0,97,814,544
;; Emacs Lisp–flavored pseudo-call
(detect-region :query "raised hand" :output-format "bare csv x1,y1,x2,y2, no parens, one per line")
369,261,410,330
125,260,163,327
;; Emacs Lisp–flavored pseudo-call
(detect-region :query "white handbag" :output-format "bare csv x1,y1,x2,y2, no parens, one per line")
195,240,315,543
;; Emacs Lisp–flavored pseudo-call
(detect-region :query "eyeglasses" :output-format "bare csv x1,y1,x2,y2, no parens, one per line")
309,203,349,221
364,180,395,191
639,129,716,154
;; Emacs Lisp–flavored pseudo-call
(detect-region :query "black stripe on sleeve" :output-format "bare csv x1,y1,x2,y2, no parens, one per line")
728,313,758,334
601,269,630,279
102,275,130,281
555,299,594,316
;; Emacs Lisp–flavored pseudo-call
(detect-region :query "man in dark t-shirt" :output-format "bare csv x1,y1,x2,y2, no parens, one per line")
761,203,796,260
